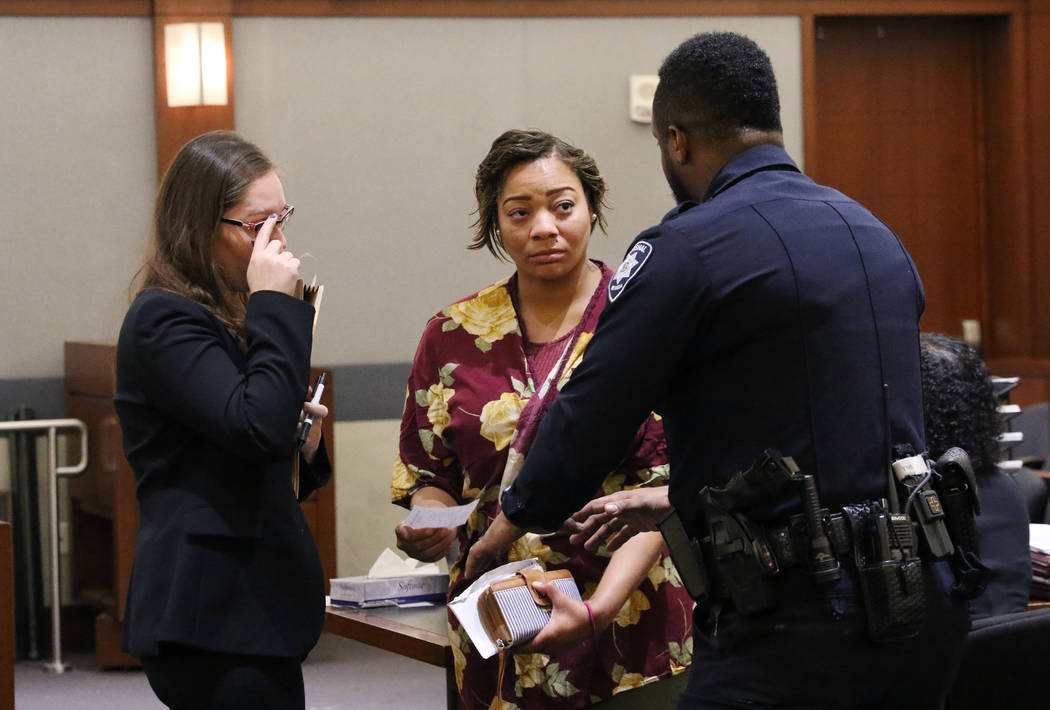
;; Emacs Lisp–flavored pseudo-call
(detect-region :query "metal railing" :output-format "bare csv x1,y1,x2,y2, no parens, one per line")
0,418,88,673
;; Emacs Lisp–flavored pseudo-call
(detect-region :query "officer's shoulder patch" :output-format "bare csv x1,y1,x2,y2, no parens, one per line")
609,240,653,302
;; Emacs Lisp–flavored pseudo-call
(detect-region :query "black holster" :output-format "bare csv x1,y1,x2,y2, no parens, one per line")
931,448,990,599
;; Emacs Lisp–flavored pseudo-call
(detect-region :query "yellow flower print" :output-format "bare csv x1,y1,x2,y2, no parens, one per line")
557,331,593,389
601,473,626,496
487,696,521,710
449,626,468,689
637,463,671,486
508,533,569,566
461,471,481,500
669,636,693,672
445,283,519,349
611,669,659,695
514,653,550,692
391,454,420,502
613,589,651,627
647,554,683,589
466,506,487,539
480,392,525,450
514,656,579,699
425,382,455,436
612,672,646,694
501,448,524,492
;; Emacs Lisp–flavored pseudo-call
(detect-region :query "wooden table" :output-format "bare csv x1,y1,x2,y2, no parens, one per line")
324,603,456,710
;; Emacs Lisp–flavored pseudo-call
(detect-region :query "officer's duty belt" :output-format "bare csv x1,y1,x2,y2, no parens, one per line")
765,512,853,571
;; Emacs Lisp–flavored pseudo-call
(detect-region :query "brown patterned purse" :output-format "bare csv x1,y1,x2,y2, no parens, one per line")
477,568,582,705
478,568,580,648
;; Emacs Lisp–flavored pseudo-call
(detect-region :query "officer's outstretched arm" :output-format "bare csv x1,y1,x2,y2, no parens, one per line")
502,230,705,533
565,486,671,552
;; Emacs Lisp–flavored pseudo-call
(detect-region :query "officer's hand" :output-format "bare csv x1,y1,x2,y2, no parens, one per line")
565,487,671,552
517,580,594,655
464,513,524,580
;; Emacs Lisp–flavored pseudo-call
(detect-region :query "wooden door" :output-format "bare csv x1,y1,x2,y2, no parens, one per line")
813,17,987,340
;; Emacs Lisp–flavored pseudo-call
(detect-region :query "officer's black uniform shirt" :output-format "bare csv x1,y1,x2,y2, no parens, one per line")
502,145,927,537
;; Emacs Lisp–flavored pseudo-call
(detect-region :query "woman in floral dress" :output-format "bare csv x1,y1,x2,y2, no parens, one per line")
391,129,693,709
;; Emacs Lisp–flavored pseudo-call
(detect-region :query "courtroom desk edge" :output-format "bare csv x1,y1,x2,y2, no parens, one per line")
323,604,450,668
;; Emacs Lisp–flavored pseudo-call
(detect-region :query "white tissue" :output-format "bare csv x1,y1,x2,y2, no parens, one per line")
367,547,442,578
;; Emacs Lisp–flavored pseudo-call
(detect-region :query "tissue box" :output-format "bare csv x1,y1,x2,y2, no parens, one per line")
330,574,450,608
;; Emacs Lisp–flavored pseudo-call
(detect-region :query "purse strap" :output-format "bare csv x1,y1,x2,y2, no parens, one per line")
517,569,553,609
496,643,511,709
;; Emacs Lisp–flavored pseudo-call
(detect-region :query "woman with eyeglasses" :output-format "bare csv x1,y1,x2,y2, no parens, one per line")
114,130,330,710
392,129,693,709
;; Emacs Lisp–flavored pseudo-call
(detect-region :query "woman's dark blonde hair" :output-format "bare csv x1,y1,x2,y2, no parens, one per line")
137,130,273,335
470,129,608,260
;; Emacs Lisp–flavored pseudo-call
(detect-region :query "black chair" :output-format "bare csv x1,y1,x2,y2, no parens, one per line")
946,608,1050,709
1011,401,1050,467
1008,466,1049,523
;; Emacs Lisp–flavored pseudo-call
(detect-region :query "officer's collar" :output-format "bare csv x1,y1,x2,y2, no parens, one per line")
704,144,800,201
660,145,800,222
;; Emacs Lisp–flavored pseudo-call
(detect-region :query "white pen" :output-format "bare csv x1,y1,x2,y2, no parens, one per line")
297,372,327,449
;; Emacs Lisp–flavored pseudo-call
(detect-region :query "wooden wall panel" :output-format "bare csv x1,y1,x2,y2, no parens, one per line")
801,14,818,175
1029,8,1050,356
813,17,988,340
153,1,235,180
0,0,148,13
982,14,1032,357
0,0,1029,13
229,0,1025,17
985,357,1050,407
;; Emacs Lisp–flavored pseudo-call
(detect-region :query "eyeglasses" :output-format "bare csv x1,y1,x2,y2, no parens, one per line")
221,205,294,234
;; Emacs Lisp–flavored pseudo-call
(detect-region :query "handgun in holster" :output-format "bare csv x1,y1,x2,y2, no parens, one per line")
658,450,803,614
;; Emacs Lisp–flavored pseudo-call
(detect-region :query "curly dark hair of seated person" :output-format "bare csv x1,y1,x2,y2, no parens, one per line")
919,332,1002,477
469,128,608,260
653,31,782,142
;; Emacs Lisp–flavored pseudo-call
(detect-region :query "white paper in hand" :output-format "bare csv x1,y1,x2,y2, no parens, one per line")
447,557,544,659
403,499,479,529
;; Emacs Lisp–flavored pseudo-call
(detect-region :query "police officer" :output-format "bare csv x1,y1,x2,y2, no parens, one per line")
467,32,970,709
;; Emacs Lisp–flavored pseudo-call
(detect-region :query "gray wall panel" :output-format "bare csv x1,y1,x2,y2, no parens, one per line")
234,16,802,370
0,17,156,380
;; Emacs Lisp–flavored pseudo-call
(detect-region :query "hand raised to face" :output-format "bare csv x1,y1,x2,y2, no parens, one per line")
246,214,300,295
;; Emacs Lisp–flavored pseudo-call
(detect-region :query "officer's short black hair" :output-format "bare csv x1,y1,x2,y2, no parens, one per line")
920,333,1001,478
653,32,782,141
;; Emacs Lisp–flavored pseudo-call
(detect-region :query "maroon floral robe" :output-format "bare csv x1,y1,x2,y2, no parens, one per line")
393,264,693,709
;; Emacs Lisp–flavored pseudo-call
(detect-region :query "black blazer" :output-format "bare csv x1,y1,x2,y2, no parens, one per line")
114,288,331,659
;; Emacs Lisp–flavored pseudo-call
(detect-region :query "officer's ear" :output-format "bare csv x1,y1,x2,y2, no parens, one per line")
666,125,690,165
